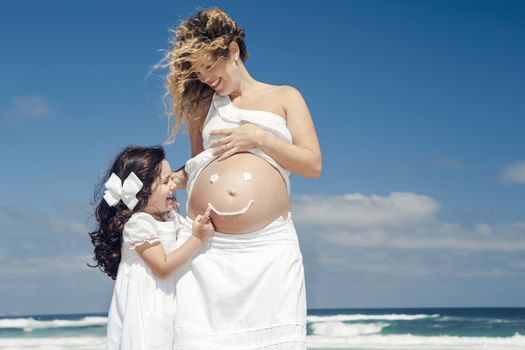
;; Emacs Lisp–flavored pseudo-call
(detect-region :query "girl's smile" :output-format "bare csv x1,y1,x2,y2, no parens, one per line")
144,159,178,219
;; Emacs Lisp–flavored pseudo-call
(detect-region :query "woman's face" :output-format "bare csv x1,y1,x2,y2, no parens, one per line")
198,48,240,96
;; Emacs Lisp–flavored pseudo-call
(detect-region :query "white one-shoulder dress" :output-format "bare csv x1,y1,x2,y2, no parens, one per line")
173,93,307,350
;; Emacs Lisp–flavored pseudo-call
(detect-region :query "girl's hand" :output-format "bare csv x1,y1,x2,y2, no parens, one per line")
209,122,267,160
192,206,214,243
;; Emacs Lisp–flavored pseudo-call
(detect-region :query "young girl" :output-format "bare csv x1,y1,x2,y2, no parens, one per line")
88,145,213,350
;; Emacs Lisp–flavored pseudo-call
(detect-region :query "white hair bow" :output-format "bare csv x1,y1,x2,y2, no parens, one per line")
103,172,143,210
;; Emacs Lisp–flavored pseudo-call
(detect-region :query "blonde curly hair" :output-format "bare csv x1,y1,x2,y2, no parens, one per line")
163,7,248,143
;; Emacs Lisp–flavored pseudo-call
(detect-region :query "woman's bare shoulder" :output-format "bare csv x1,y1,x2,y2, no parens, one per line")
274,85,308,117
254,83,301,101
260,85,302,105
278,85,303,99
257,83,298,94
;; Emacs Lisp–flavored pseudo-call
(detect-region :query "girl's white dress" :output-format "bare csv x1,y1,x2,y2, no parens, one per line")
105,212,180,350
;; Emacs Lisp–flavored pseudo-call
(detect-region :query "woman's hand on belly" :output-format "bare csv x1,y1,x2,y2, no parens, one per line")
209,123,267,160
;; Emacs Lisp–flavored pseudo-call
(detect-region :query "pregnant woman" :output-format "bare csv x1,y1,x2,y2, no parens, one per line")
165,7,322,349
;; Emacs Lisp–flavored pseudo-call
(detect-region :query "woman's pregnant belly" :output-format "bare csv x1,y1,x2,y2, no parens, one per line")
188,152,289,234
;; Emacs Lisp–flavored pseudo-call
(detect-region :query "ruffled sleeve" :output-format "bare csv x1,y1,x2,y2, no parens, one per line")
123,212,160,250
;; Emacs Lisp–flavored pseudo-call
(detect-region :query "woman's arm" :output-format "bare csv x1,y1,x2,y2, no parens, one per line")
210,86,322,179
170,100,211,189
188,99,210,157
262,86,321,178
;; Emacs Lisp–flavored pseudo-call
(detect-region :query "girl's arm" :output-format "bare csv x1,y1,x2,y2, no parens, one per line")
135,236,201,279
135,208,213,279
209,86,322,179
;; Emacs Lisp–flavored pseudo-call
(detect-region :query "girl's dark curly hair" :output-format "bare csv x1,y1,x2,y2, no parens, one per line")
88,145,166,279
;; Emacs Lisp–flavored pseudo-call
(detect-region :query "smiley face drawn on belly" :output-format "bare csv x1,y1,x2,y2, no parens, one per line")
209,173,220,183
242,172,252,182
208,200,255,216
207,171,254,216
209,172,252,184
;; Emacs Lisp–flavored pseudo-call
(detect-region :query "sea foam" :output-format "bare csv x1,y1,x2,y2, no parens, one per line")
0,317,107,331
0,336,105,350
307,331,525,350
311,321,387,336
307,313,439,322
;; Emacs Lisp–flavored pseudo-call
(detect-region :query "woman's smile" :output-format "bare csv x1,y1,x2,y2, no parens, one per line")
209,77,221,89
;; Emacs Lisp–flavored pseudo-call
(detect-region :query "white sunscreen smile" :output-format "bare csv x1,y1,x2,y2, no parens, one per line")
208,200,255,216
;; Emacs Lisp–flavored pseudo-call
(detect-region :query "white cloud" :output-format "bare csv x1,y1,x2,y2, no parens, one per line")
511,261,525,270
1,197,524,312
327,252,508,278
0,205,90,236
0,255,93,277
2,96,55,120
292,193,525,252
0,205,92,260
501,161,525,184
293,192,440,227
320,224,525,252
0,253,113,315
0,205,112,314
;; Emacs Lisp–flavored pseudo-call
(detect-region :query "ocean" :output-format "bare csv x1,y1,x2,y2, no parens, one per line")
0,308,523,350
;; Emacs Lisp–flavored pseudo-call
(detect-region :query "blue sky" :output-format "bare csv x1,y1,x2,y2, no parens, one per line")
1,0,524,315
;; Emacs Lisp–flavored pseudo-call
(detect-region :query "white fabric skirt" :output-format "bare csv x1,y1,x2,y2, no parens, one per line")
174,214,307,350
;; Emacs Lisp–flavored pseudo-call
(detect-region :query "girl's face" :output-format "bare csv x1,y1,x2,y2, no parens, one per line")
143,159,178,219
